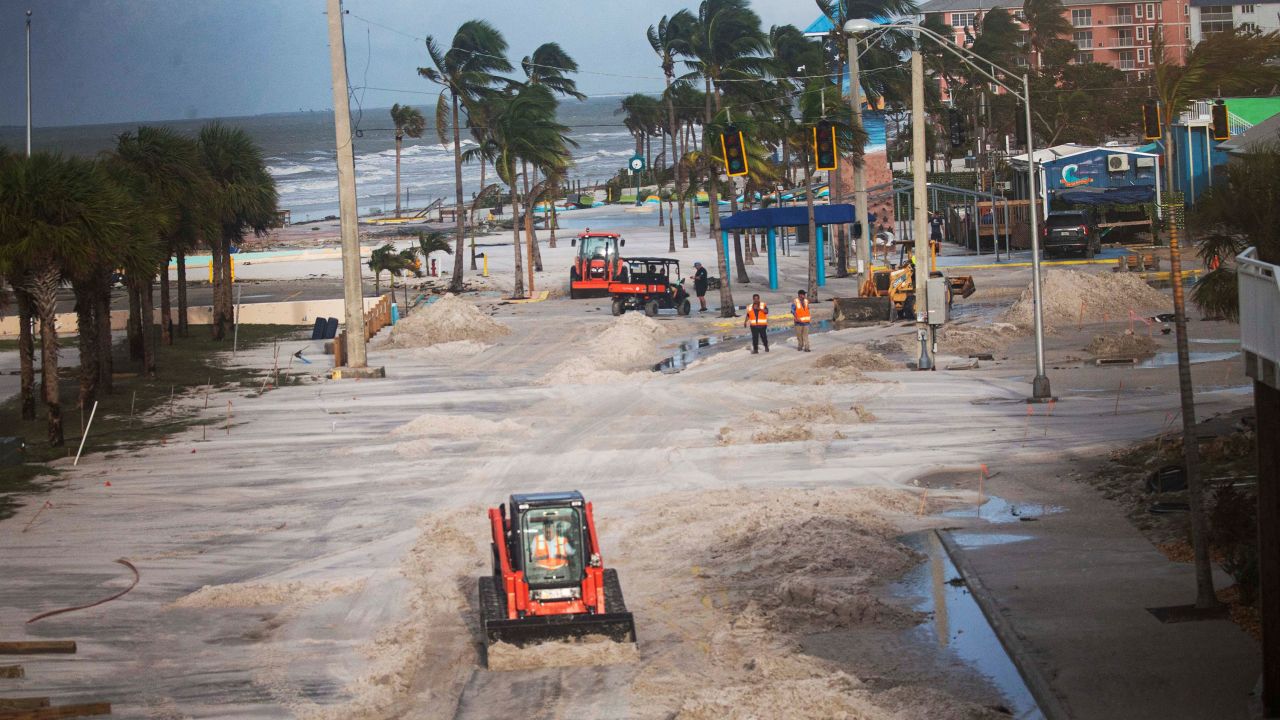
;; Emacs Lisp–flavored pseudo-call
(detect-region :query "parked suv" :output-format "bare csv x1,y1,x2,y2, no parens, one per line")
1042,209,1100,258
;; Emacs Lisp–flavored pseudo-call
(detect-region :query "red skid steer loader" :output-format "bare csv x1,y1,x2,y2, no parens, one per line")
479,491,637,664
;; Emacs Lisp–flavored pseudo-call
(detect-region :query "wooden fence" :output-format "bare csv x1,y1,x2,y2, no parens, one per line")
333,294,394,368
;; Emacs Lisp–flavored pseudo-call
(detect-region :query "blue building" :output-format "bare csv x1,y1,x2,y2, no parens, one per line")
1010,144,1162,216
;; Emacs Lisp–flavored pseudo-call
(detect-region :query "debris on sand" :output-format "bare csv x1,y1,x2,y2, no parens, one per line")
814,346,898,372
171,579,365,609
1001,270,1169,333
720,403,870,445
540,314,665,384
387,294,510,348
676,673,884,720
1087,331,1159,358
771,345,897,385
486,636,639,672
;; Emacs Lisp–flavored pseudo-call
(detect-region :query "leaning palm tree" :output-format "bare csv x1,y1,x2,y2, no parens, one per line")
390,104,427,218
0,153,129,445
198,123,279,341
1022,0,1072,66
650,11,695,244
523,42,585,252
419,20,512,293
465,85,574,298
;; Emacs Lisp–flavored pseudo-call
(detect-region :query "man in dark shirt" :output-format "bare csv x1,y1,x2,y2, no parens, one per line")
693,261,709,312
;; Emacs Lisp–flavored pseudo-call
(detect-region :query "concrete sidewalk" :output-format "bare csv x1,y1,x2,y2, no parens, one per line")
946,460,1261,719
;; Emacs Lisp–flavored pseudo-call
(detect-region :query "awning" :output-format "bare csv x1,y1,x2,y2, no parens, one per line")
718,203,857,230
1054,186,1155,205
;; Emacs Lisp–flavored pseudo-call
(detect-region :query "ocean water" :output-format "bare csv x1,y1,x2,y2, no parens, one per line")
0,97,639,223
1,98,890,223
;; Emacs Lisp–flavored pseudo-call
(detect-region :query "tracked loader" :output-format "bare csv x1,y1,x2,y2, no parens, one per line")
478,491,636,664
848,240,975,320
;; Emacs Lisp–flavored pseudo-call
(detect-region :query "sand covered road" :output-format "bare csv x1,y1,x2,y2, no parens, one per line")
0,271,1253,719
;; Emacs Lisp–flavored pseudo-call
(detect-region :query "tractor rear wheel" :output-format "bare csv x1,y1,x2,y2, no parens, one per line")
678,299,691,316
644,300,659,317
612,299,625,316
602,568,628,613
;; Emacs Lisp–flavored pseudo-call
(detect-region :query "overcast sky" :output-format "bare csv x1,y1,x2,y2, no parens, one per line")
0,0,818,128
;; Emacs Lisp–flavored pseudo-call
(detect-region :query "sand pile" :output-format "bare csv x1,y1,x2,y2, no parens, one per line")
392,413,523,438
676,673,886,720
1001,269,1170,332
486,636,638,672
815,346,898,372
386,294,510,348
719,403,868,445
1087,331,1159,358
171,579,365,609
771,345,897,385
889,322,1020,357
540,314,665,385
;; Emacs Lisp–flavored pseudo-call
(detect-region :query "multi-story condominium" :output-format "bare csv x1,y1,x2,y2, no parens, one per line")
921,0,1193,76
1188,0,1280,43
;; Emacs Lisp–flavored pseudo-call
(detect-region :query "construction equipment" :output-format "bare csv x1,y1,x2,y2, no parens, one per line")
608,257,691,317
855,240,975,320
568,232,625,298
479,491,637,662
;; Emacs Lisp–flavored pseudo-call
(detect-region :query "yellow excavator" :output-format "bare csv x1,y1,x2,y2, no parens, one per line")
849,240,975,320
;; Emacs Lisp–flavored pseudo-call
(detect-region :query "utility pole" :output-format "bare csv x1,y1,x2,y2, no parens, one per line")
326,0,373,373
1024,74,1050,400
846,31,871,289
26,9,32,156
911,40,933,370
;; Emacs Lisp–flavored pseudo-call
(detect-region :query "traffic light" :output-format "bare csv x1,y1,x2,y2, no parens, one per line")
813,120,838,171
1211,100,1230,141
948,108,967,148
720,125,749,177
1141,100,1162,140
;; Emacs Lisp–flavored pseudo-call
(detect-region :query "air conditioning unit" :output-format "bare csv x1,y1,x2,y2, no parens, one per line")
1107,154,1131,172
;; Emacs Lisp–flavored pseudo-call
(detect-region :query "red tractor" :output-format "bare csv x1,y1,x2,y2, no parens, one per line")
569,232,625,299
479,491,636,661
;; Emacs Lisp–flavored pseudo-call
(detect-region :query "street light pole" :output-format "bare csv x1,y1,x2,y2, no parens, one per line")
25,9,32,157
911,39,933,370
845,32,871,290
1023,73,1051,400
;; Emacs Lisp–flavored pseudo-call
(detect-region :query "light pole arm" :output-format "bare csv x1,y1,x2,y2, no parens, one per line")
909,24,1025,100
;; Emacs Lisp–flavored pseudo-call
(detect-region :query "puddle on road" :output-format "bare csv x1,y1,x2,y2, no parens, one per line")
943,495,1065,524
894,532,1043,719
652,319,836,373
1136,350,1239,369
1191,338,1241,345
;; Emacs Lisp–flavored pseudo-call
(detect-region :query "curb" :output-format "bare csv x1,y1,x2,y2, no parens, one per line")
935,529,1072,720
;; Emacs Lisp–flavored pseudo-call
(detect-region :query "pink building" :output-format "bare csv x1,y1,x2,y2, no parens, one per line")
922,0,1192,76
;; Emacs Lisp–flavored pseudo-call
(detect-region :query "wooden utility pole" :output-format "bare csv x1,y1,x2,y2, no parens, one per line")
326,0,368,370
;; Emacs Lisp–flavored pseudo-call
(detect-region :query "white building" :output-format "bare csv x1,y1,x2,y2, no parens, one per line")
1188,0,1280,43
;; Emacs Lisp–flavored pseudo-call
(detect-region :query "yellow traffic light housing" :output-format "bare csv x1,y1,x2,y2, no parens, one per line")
813,120,838,171
1141,100,1162,141
1211,100,1230,142
720,125,749,177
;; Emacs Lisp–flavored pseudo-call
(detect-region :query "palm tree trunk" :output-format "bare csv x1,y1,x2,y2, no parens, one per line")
141,275,157,379
73,282,99,412
510,175,525,299
449,91,467,292
395,134,403,218
668,197,676,253
473,160,485,271
549,187,558,249
704,78,732,317
160,255,173,345
658,130,666,227
666,76,686,249
176,250,189,338
28,266,64,446
219,237,236,340
127,283,143,361
14,284,36,420
96,277,114,396
522,165,543,273
208,238,228,340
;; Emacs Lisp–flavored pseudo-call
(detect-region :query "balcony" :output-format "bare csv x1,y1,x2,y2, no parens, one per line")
1098,13,1136,26
1118,59,1137,69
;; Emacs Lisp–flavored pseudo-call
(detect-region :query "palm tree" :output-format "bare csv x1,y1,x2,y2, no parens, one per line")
368,243,419,295
650,11,695,244
1022,0,1072,66
419,20,512,293
521,42,584,259
198,123,278,341
0,153,129,445
465,85,574,298
678,0,770,313
390,104,427,218
417,229,454,275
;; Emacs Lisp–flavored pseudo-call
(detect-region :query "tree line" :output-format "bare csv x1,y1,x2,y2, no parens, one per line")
0,124,277,446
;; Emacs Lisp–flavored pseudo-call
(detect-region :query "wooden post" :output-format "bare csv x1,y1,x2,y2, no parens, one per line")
0,641,76,654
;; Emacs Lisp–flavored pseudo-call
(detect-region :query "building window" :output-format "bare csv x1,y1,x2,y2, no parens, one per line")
1144,3,1154,18
1118,50,1136,69
1076,51,1095,64
1015,55,1028,66
1184,3,1189,14
1135,3,1142,17
1116,8,1134,23
1241,4,1255,12
1136,26,1144,40
1118,30,1135,45
1013,10,1026,21
1138,48,1146,63
1185,25,1191,38
951,12,976,27
1241,21,1259,31
1148,25,1156,41
1200,5,1234,34
1074,30,1094,48
1072,8,1092,26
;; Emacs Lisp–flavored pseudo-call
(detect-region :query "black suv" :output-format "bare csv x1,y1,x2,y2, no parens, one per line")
1042,209,1100,258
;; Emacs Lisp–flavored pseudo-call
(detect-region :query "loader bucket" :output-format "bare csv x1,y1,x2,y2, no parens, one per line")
483,611,637,652
948,275,976,299
832,296,893,325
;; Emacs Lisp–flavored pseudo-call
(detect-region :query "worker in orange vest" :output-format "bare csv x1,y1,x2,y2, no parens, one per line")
531,523,572,571
744,293,769,353
791,289,812,352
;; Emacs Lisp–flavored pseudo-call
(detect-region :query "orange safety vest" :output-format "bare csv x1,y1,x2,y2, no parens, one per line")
747,303,768,327
792,298,811,325
532,535,569,570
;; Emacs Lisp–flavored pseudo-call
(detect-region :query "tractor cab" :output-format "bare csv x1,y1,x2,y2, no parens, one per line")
569,232,625,298
509,493,588,590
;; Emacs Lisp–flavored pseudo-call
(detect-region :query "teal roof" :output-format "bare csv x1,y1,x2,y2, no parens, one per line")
804,14,835,35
